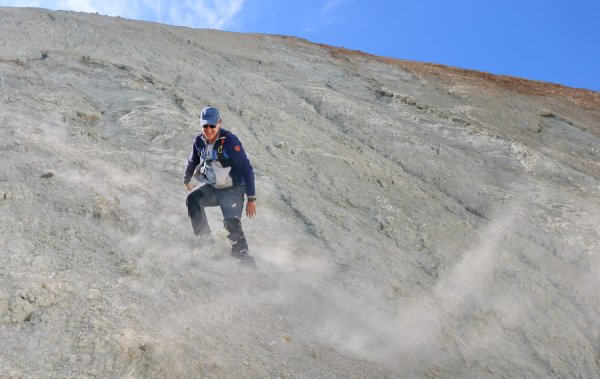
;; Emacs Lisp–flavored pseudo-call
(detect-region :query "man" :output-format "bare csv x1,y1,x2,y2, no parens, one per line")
183,106,257,264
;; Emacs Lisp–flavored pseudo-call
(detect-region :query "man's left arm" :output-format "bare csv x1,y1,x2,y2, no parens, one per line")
225,135,256,217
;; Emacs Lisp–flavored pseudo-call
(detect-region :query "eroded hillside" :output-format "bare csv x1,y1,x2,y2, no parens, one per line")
1,7,599,378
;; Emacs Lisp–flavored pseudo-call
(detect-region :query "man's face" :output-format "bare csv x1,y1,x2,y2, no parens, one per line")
202,119,221,142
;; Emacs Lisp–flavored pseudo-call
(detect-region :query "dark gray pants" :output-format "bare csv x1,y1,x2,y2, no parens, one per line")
186,183,248,255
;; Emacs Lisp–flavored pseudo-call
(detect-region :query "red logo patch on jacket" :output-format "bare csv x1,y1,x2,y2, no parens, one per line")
234,145,241,152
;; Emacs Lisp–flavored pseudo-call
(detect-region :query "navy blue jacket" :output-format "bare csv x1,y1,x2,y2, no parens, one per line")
183,128,256,197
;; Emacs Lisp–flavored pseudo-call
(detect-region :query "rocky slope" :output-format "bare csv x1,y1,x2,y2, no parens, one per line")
1,7,599,378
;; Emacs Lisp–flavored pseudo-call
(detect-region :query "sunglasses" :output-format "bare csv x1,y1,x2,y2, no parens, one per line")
202,124,217,129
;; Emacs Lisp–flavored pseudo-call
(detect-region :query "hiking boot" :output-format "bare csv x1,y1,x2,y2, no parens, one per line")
230,238,248,255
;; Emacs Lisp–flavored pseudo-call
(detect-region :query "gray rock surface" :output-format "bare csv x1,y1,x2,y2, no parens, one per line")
1,7,599,378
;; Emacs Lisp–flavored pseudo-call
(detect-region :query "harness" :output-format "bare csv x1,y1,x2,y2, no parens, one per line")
199,135,231,166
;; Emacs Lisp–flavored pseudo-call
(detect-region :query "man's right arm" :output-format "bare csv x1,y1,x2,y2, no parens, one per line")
183,137,201,187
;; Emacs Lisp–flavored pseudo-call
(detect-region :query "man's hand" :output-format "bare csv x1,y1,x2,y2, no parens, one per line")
246,201,256,218
185,182,195,192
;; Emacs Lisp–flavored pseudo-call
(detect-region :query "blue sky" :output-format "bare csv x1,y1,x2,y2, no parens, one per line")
2,0,599,92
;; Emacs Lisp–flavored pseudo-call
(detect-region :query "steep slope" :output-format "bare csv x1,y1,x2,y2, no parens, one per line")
1,7,599,378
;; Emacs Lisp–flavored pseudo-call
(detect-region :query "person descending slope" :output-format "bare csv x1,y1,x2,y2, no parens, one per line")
183,106,257,265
